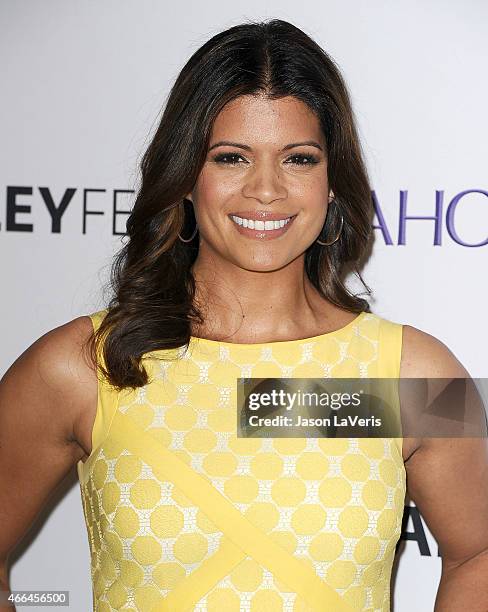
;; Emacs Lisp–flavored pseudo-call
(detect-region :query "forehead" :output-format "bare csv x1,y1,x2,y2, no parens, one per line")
210,94,324,146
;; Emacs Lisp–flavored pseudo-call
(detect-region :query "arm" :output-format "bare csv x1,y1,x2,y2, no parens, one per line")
0,562,9,611
0,316,97,611
400,326,488,611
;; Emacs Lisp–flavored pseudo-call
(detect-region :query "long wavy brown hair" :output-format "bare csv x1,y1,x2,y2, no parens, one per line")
87,18,374,391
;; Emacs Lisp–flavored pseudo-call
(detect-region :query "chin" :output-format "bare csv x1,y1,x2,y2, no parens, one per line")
234,255,298,273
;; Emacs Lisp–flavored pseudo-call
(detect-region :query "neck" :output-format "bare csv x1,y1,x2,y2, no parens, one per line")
190,251,343,344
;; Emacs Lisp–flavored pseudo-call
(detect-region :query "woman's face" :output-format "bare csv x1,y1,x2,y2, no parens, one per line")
186,94,332,271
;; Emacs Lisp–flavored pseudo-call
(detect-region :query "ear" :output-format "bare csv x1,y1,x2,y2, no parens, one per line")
328,191,335,203
184,193,193,204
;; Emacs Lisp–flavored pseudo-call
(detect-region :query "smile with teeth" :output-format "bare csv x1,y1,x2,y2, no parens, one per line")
230,215,293,230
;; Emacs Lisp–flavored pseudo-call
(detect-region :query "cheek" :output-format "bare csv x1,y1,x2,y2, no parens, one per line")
286,165,328,193
193,166,238,207
292,174,328,213
291,175,329,235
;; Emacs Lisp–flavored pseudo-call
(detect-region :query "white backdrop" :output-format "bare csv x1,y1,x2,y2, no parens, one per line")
1,1,487,610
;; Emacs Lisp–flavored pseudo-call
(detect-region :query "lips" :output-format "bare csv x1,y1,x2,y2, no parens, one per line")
228,210,297,221
229,212,297,239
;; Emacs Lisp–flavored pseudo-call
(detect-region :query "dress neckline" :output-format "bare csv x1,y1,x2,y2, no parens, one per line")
189,311,367,350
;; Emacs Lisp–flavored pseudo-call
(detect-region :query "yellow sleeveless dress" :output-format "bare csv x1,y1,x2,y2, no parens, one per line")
77,309,405,612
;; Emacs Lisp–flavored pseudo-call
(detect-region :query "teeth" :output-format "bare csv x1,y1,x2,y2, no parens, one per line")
231,215,292,230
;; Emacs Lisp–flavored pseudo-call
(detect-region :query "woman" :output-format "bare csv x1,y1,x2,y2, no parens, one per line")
1,19,487,612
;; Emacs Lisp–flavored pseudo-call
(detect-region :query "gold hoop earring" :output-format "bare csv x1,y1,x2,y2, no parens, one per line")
316,211,344,246
178,201,198,243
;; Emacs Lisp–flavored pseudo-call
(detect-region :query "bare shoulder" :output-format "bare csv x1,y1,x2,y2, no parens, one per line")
0,315,98,566
3,314,97,396
399,324,472,461
0,314,98,455
400,324,470,378
397,325,488,571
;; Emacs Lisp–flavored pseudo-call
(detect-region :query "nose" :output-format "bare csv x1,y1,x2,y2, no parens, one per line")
241,158,288,205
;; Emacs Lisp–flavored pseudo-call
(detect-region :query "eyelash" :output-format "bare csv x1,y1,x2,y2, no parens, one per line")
212,153,320,166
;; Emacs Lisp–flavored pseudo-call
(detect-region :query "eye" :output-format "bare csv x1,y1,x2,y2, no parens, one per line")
212,152,248,165
285,153,320,166
211,152,320,166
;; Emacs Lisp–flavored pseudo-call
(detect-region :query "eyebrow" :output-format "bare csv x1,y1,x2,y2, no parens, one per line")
208,140,324,152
